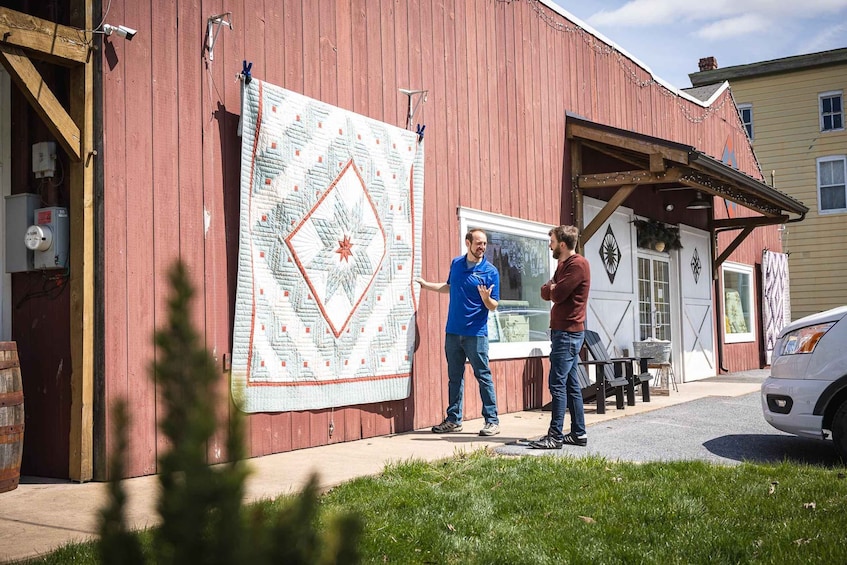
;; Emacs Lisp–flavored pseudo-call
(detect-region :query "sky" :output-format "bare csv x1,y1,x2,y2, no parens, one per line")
553,0,847,89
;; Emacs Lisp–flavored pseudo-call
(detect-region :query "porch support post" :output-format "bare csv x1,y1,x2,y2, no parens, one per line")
570,140,584,253
68,0,94,482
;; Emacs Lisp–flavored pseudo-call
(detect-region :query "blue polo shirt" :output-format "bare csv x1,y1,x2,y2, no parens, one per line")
445,255,500,336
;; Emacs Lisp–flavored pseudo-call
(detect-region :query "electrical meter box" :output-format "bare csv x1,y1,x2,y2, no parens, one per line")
25,207,69,270
5,193,40,273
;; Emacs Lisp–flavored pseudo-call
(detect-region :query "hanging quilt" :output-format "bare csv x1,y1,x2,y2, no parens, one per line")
232,79,424,412
762,250,791,365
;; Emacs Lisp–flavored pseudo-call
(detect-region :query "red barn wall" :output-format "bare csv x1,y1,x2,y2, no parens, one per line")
98,0,768,477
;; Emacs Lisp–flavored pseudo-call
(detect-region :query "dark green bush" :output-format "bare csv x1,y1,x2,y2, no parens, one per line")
98,261,362,564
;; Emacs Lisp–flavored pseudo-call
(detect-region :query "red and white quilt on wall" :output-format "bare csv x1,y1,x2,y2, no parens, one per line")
232,79,423,413
762,250,791,365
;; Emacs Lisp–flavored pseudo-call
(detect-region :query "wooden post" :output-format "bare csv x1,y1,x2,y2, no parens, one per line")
68,0,94,482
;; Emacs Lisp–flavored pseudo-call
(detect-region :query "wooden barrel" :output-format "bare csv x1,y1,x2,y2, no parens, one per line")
0,342,23,493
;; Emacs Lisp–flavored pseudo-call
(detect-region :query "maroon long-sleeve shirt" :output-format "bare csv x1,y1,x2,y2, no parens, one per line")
540,253,591,332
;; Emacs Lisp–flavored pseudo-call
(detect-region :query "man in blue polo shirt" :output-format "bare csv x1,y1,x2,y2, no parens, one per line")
415,228,501,436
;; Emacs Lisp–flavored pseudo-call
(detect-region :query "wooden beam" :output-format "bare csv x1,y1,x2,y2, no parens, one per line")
568,122,691,164
577,167,683,189
581,140,648,170
714,225,755,271
713,215,789,230
581,185,637,244
649,153,665,173
0,7,89,66
0,44,81,160
68,0,94,482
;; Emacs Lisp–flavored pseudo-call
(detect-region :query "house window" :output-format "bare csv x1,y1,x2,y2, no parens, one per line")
458,207,556,359
737,103,753,140
817,156,847,213
820,91,843,132
722,262,755,344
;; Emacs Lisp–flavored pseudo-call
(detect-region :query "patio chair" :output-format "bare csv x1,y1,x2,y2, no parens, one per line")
542,331,641,414
541,343,627,415
583,330,652,406
578,359,628,414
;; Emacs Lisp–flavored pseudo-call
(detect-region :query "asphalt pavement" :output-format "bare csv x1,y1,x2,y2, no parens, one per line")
498,391,842,467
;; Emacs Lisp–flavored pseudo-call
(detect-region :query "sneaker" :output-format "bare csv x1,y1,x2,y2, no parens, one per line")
432,419,463,433
479,422,500,436
561,433,588,447
528,435,563,449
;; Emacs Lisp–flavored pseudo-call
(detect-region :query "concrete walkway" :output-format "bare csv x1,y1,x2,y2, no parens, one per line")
0,371,766,563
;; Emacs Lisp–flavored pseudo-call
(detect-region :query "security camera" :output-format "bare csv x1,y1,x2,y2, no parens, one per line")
102,24,137,41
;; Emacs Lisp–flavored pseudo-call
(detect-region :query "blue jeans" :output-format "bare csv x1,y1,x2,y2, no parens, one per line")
444,333,499,425
548,330,586,440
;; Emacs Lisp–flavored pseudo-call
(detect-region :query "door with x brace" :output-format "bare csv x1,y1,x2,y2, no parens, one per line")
678,225,716,381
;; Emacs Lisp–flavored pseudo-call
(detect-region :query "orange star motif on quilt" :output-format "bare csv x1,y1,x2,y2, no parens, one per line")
336,235,354,262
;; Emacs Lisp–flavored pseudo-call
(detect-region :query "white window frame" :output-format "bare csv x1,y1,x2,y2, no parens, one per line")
817,155,847,214
819,90,844,132
722,262,755,344
458,207,556,360
737,103,753,140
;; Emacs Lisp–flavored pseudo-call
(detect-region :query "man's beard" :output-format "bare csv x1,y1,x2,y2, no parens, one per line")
552,247,561,260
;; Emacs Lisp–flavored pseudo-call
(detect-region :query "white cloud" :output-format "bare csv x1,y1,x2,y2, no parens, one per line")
799,23,847,52
554,0,847,87
585,0,847,27
695,14,770,40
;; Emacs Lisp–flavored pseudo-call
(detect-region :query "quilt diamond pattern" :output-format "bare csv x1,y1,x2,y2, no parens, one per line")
232,79,424,412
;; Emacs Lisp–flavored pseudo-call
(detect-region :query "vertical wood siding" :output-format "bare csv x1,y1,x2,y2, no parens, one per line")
99,0,767,477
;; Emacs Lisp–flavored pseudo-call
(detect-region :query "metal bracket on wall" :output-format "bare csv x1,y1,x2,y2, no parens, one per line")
206,12,233,62
399,88,428,130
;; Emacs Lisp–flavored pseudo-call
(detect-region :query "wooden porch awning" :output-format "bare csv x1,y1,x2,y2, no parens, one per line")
565,114,808,271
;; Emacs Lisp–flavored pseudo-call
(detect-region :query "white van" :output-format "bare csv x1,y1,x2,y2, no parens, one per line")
761,306,847,461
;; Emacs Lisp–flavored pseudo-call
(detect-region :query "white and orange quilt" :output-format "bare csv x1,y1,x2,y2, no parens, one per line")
232,79,423,412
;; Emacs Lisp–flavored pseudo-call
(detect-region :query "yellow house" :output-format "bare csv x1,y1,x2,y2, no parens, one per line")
689,49,847,320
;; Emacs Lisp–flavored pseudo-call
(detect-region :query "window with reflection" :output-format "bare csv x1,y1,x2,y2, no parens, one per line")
722,262,755,344
458,208,556,359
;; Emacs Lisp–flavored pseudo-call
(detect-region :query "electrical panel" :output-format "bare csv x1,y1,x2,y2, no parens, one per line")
25,207,69,270
5,193,40,273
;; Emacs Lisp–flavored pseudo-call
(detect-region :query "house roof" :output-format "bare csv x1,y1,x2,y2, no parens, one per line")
689,47,847,87
681,84,724,103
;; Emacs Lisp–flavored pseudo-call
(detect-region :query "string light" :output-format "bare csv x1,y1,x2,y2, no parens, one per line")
517,0,740,130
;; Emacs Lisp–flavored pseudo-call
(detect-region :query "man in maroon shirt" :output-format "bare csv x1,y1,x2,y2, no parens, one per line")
530,225,591,449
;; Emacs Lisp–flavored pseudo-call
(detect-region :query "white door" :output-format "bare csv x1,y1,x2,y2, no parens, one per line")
678,226,715,381
582,197,638,356
0,69,10,340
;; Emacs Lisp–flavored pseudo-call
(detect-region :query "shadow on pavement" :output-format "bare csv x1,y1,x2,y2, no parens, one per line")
704,434,844,468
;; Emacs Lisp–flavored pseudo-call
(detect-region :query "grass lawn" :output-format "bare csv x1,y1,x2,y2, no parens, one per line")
23,450,847,564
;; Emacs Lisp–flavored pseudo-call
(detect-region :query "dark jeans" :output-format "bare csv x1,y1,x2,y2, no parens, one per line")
444,333,499,425
548,329,586,440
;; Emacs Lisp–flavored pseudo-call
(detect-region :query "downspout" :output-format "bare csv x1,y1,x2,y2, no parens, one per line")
714,276,728,374
712,217,729,374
